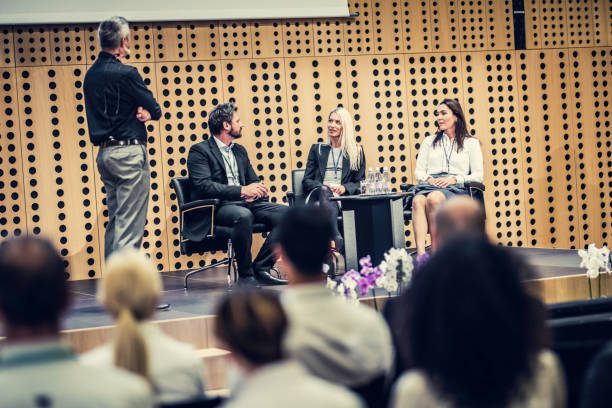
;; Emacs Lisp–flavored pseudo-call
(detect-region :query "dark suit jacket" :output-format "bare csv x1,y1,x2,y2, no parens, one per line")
185,137,259,240
302,143,366,196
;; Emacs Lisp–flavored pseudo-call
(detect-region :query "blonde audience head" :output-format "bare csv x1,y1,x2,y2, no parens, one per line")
99,248,162,383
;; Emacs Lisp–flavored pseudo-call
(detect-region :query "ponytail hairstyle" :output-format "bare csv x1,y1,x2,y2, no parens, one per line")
328,107,363,171
433,98,471,152
99,249,161,384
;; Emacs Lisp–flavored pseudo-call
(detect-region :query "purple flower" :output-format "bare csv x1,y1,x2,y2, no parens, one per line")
359,255,372,269
358,277,370,296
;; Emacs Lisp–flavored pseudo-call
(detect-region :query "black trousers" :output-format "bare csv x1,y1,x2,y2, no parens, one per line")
215,200,287,278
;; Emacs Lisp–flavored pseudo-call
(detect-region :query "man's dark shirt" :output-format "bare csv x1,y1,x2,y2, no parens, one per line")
84,51,161,145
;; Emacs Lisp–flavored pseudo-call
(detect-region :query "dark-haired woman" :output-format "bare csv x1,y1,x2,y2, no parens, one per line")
411,99,483,264
390,237,566,408
215,290,363,408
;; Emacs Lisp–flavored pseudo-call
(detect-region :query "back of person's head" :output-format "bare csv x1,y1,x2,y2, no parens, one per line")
434,196,485,246
100,248,162,383
214,289,287,367
403,236,548,407
98,16,129,50
208,102,237,136
0,236,67,334
274,206,334,280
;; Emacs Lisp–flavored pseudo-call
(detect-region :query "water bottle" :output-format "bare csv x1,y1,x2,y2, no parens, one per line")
382,167,391,194
374,167,381,195
366,168,374,195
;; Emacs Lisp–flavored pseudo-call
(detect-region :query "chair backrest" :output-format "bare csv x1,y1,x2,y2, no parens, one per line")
171,177,191,207
291,169,306,205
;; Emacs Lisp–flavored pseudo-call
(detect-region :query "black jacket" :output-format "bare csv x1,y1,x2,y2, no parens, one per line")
84,52,161,145
187,137,260,202
302,143,366,195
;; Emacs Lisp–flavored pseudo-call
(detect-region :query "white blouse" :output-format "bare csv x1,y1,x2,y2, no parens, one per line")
414,134,483,186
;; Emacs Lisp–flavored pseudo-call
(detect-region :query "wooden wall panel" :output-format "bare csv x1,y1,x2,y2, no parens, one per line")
49,25,86,65
540,0,569,48
459,0,487,50
462,51,528,246
591,0,611,45
430,0,461,51
85,23,155,64
0,68,27,238
486,0,515,50
14,26,50,66
345,0,374,54
156,61,224,270
525,0,544,48
282,20,314,56
16,66,102,279
154,23,188,62
569,47,612,247
567,0,596,46
284,57,349,170
219,21,252,59
314,19,345,56
517,50,580,248
1,27,15,67
371,1,404,54
251,22,284,58
401,0,433,52
187,22,220,60
221,59,290,203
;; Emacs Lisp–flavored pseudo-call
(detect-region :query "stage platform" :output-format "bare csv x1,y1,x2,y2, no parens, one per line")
0,247,590,393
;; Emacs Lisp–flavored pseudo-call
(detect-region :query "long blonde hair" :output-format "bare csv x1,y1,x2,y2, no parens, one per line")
99,249,161,384
328,107,363,171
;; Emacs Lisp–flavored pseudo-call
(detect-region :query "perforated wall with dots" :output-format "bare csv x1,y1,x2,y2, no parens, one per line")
0,1,609,279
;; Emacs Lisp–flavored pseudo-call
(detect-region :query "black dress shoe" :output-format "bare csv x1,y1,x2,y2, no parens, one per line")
255,269,288,285
236,276,260,287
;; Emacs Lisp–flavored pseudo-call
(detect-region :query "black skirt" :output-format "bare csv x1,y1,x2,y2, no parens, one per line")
412,172,468,199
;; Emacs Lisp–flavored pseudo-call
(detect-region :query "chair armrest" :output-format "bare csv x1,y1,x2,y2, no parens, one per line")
400,183,415,192
286,191,295,207
180,198,220,212
465,181,485,192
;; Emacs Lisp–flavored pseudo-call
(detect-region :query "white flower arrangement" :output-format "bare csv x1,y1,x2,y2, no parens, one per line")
375,247,413,293
578,244,610,279
327,247,414,304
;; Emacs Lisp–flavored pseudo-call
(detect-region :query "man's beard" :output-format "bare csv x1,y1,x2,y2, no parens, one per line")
230,128,242,139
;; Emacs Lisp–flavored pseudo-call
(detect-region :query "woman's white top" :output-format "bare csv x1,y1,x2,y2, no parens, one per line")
390,350,566,408
414,134,483,186
81,322,206,404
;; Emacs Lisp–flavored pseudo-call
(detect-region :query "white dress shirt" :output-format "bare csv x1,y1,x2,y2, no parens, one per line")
281,283,394,387
0,339,153,408
390,350,566,408
222,360,363,408
414,134,483,186
214,136,240,186
81,322,206,404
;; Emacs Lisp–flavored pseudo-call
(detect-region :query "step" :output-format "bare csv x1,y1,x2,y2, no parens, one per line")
197,347,231,391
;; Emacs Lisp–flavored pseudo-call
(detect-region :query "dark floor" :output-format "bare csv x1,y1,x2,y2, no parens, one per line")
3,247,584,335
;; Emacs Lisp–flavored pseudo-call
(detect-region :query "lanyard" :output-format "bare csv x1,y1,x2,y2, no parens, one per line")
331,148,342,176
442,136,455,173
221,151,238,183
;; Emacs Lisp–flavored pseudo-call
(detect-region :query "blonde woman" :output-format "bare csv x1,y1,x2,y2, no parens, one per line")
302,107,366,250
81,249,205,404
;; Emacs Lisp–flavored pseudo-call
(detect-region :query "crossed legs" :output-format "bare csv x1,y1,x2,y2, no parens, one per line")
411,190,446,255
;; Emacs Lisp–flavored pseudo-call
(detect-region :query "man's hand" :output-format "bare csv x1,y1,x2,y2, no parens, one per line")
241,182,268,201
136,106,152,122
427,176,456,188
330,185,346,195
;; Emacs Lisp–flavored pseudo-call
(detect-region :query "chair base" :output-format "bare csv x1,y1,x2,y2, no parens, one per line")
184,240,238,289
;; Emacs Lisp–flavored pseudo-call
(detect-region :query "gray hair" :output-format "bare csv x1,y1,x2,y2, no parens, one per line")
98,16,130,50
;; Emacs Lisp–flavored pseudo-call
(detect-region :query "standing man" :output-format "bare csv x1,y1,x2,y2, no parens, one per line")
187,102,287,286
84,16,161,259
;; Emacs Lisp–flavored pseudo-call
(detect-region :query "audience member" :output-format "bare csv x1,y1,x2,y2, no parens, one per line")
0,237,152,408
81,249,205,404
390,237,566,408
431,195,486,247
580,341,612,408
274,206,393,407
214,289,363,408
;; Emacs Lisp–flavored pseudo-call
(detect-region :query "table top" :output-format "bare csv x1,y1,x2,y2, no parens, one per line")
330,193,406,202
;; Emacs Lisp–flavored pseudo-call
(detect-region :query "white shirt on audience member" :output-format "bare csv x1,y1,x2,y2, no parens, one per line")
221,359,363,408
414,134,483,186
0,340,152,408
390,350,566,408
214,136,240,186
281,283,393,386
81,322,205,404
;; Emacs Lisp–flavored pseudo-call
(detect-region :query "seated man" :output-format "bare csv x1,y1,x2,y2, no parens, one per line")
274,206,393,406
0,236,152,407
187,102,287,286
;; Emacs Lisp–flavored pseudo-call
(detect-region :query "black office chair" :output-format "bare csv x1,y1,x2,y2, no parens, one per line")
400,180,486,223
170,177,270,288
